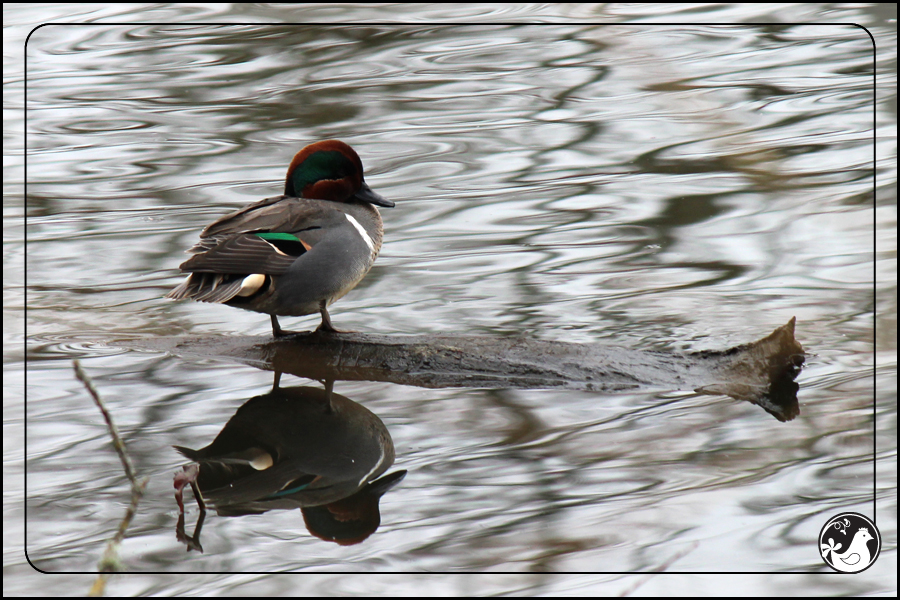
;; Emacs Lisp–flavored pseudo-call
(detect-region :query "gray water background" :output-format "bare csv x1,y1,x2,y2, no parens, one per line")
5,3,896,596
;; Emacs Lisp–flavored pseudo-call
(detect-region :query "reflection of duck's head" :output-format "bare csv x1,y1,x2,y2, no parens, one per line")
302,470,407,545
174,385,399,515
166,140,395,336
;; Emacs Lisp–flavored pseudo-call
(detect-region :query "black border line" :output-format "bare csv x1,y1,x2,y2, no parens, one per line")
22,19,879,578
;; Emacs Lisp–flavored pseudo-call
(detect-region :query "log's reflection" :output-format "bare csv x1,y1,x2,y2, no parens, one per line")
174,378,406,549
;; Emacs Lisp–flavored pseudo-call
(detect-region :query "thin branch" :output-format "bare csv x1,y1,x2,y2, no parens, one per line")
74,360,148,595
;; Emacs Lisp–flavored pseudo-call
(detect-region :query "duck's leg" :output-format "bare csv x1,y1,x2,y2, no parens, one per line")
271,315,293,337
315,301,341,333
323,378,335,413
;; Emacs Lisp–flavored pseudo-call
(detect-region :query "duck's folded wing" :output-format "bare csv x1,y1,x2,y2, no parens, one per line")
199,196,341,239
178,234,298,274
178,196,349,275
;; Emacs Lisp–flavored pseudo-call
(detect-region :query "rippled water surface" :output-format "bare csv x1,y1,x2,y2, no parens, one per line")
6,3,896,596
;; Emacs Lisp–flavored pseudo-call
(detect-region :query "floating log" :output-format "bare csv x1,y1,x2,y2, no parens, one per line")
126,317,805,420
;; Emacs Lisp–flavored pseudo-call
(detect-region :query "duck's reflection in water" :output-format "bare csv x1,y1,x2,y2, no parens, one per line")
174,376,406,549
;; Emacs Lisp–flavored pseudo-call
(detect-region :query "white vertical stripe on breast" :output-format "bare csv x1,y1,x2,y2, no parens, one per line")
345,213,375,253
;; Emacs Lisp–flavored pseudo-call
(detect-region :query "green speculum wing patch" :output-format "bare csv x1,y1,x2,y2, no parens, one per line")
256,232,300,241
255,232,308,256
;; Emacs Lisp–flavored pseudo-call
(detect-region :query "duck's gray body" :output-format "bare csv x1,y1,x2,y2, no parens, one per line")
168,194,384,318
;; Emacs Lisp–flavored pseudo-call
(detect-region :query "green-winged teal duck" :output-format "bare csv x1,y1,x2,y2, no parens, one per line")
167,140,394,336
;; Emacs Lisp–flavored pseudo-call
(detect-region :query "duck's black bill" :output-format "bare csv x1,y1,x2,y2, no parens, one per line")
355,183,395,208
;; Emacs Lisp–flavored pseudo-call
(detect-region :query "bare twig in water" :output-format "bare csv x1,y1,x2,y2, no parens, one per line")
74,360,149,596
